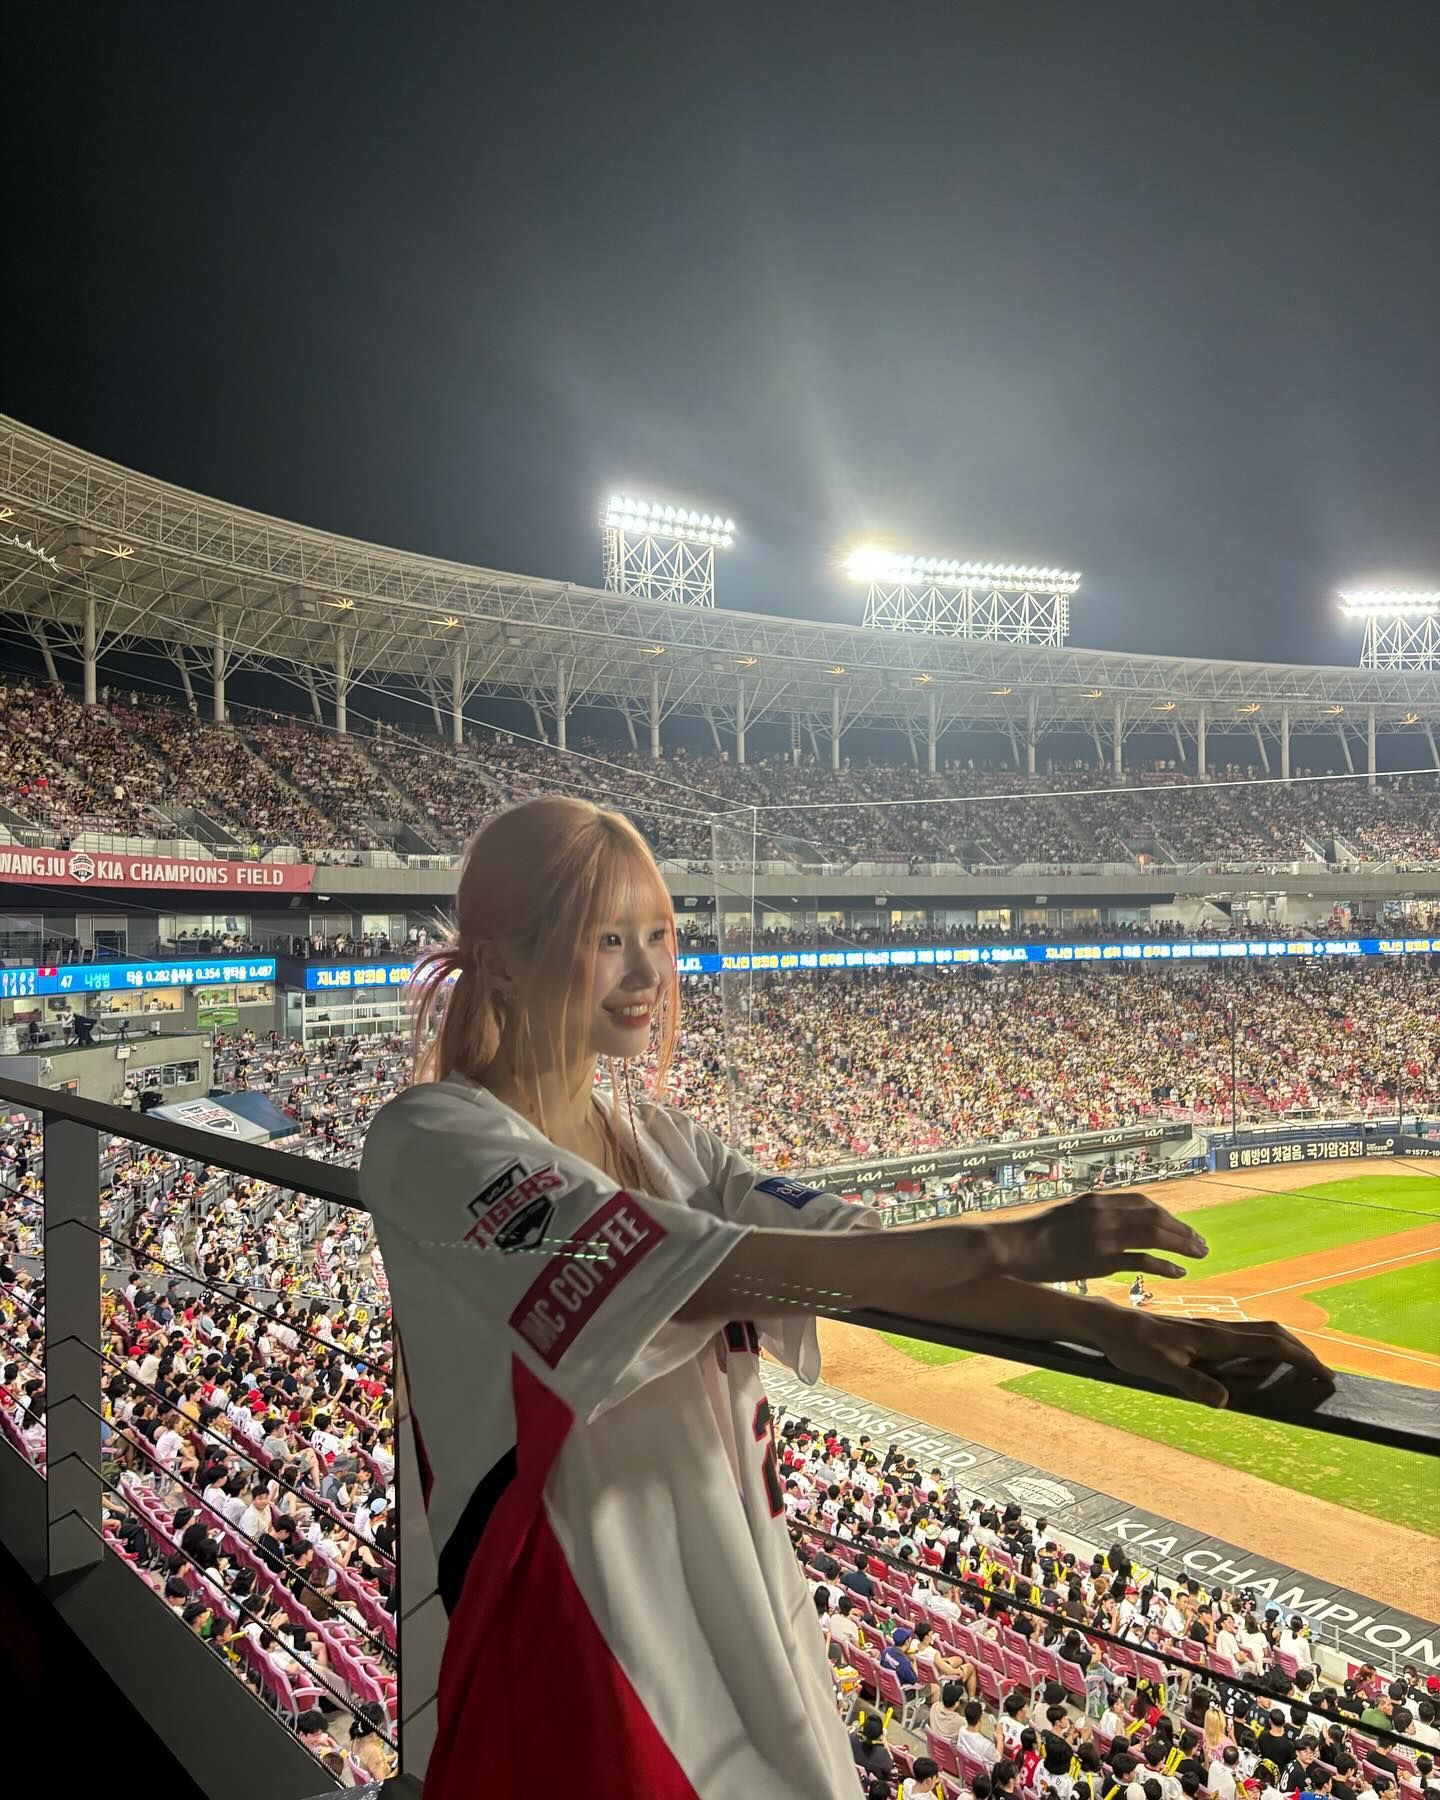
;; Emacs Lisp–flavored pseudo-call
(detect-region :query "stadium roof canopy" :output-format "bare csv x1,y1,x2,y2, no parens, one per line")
3,413,1439,758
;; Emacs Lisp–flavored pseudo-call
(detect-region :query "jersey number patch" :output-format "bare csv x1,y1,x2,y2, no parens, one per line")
752,1397,783,1518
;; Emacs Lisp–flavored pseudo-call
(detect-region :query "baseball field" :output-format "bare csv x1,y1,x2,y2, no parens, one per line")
819,1155,1440,1610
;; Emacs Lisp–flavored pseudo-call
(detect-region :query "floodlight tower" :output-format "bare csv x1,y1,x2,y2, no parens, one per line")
600,494,736,607
1339,590,1440,670
847,546,1081,644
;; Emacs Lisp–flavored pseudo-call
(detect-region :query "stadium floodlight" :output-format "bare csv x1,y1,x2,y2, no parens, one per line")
1337,589,1440,613
603,494,735,550
1338,588,1440,669
601,493,736,607
848,543,1080,644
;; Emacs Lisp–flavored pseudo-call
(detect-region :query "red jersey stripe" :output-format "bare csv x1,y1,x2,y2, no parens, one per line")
424,1357,704,1799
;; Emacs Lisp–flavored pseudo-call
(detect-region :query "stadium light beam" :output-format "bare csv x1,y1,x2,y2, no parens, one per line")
601,492,736,607
848,542,1080,644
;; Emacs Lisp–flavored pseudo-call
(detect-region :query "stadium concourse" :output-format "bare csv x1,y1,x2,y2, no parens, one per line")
6,678,1440,867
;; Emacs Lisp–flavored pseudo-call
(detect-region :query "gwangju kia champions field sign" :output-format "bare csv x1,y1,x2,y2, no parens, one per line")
0,849,315,890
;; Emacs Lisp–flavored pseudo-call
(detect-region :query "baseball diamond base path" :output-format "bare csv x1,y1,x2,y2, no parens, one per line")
814,1321,1440,1616
1118,1158,1440,1388
816,1158,1440,1612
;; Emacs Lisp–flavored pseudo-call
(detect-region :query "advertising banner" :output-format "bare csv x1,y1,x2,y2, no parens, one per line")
0,957,278,1000
1213,1132,1395,1171
303,962,417,990
677,935,1440,975
0,848,314,892
811,1123,1172,1192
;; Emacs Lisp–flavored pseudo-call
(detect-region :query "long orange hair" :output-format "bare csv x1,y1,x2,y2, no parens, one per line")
409,796,680,1174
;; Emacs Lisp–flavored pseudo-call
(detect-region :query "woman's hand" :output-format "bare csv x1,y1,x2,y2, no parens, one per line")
1089,1308,1336,1408
960,1189,1209,1286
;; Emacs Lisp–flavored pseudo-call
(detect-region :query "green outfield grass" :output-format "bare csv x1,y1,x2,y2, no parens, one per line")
1106,1173,1440,1287
1000,1368,1436,1537
1308,1259,1440,1356
879,1332,971,1366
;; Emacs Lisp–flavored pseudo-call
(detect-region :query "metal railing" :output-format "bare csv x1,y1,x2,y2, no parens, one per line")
0,1073,1434,1800
0,1075,432,1800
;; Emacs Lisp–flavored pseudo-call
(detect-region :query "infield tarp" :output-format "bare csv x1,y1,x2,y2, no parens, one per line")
762,1369,1440,1673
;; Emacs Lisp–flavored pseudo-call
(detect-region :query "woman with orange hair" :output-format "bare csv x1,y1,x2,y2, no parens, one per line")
360,795,1328,1800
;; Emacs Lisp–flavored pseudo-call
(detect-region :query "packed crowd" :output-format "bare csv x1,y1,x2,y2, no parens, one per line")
238,719,404,850
780,1414,1438,1800
716,923,1340,952
0,679,179,838
8,682,1440,870
122,700,339,849
665,959,1440,1169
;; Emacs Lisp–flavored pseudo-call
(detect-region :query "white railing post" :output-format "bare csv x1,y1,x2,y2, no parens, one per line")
43,1113,103,1578
394,1354,441,1787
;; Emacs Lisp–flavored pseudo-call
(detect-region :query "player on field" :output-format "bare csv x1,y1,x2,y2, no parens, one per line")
360,795,1332,1799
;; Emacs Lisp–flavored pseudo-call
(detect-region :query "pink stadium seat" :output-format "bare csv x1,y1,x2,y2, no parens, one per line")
957,1747,991,1789
849,1645,882,1703
1058,1657,1088,1702
1003,1647,1036,1690
924,1731,962,1779
873,1660,918,1727
1030,1644,1060,1681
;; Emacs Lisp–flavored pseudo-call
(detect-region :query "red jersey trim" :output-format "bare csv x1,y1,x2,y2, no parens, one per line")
423,1358,702,1799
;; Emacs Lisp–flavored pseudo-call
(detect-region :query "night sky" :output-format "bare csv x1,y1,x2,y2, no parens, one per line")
6,3,1438,669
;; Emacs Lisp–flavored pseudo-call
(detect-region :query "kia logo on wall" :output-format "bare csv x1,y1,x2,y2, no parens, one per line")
1003,1475,1076,1510
69,852,96,884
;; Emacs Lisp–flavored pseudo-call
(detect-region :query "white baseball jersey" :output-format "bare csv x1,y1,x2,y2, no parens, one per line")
358,1073,881,1799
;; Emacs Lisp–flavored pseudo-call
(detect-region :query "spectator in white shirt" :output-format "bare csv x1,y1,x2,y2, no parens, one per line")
1279,1617,1312,1669
1410,1701,1440,1749
1100,1697,1131,1743
237,1482,273,1543
828,1595,863,1650
310,1412,342,1460
1209,1745,1241,1800
1235,1613,1268,1668
930,1580,963,1624
956,1699,1003,1768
